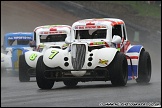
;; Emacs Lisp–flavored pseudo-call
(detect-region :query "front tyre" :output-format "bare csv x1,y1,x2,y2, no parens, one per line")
19,55,30,82
36,56,54,89
136,49,151,83
108,52,128,86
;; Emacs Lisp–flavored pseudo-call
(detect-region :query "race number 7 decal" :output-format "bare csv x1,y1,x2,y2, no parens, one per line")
49,50,59,59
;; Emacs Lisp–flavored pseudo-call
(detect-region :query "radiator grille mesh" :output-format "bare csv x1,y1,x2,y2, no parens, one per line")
71,44,86,70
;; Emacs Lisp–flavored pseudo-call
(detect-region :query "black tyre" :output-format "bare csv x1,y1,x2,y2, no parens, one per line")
19,55,30,82
108,52,128,86
136,49,151,83
63,79,78,87
36,56,54,89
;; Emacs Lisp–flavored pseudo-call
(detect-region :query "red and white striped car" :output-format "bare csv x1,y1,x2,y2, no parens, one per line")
36,18,151,89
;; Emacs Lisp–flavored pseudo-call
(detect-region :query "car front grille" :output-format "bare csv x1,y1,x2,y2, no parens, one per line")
71,44,86,70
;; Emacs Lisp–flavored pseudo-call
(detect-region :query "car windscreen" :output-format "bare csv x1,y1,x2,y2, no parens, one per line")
8,39,30,46
40,34,67,43
75,29,107,39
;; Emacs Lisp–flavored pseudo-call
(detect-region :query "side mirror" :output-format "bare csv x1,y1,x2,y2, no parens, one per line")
29,40,36,47
65,37,72,44
112,35,121,44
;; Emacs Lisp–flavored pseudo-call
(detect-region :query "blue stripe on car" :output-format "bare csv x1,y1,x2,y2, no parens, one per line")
127,45,142,53
128,65,137,80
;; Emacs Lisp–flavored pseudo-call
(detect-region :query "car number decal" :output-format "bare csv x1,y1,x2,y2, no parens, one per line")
29,53,38,61
49,50,59,59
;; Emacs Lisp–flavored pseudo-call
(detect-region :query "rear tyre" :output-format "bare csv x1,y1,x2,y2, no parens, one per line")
63,79,78,87
136,49,151,83
19,55,30,82
36,56,54,89
108,52,128,86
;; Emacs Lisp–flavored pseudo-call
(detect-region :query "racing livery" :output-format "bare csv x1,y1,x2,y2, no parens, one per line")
1,32,33,71
19,25,71,82
35,18,151,89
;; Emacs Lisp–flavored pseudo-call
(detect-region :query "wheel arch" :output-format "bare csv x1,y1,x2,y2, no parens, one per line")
125,45,144,80
94,48,119,67
24,51,42,68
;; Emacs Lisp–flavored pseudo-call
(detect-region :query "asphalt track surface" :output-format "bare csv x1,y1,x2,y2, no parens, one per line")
1,1,161,107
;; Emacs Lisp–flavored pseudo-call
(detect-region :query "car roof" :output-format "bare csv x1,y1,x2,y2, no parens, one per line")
72,18,125,27
34,25,71,32
5,32,33,37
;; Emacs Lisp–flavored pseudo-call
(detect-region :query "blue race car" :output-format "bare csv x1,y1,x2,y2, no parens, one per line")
1,32,33,70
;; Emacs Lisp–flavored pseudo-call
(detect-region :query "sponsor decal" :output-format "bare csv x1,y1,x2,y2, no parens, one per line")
99,59,108,65
75,25,106,30
90,42,105,45
40,31,66,35
89,41,109,47
8,36,32,40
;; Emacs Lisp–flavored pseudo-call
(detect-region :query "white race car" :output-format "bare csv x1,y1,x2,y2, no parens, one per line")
36,18,151,89
19,25,71,82
1,53,12,72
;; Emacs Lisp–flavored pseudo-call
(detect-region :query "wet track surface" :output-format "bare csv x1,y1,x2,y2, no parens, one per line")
1,72,161,107
1,1,161,107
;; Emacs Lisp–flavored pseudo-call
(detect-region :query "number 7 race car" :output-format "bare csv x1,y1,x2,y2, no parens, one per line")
36,18,151,89
19,25,71,82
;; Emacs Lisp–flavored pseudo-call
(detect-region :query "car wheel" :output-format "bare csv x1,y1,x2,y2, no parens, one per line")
108,52,128,86
63,79,78,87
36,56,54,89
19,55,30,82
136,49,151,83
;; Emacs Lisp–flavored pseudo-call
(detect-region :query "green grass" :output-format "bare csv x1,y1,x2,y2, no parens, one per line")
105,1,161,18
